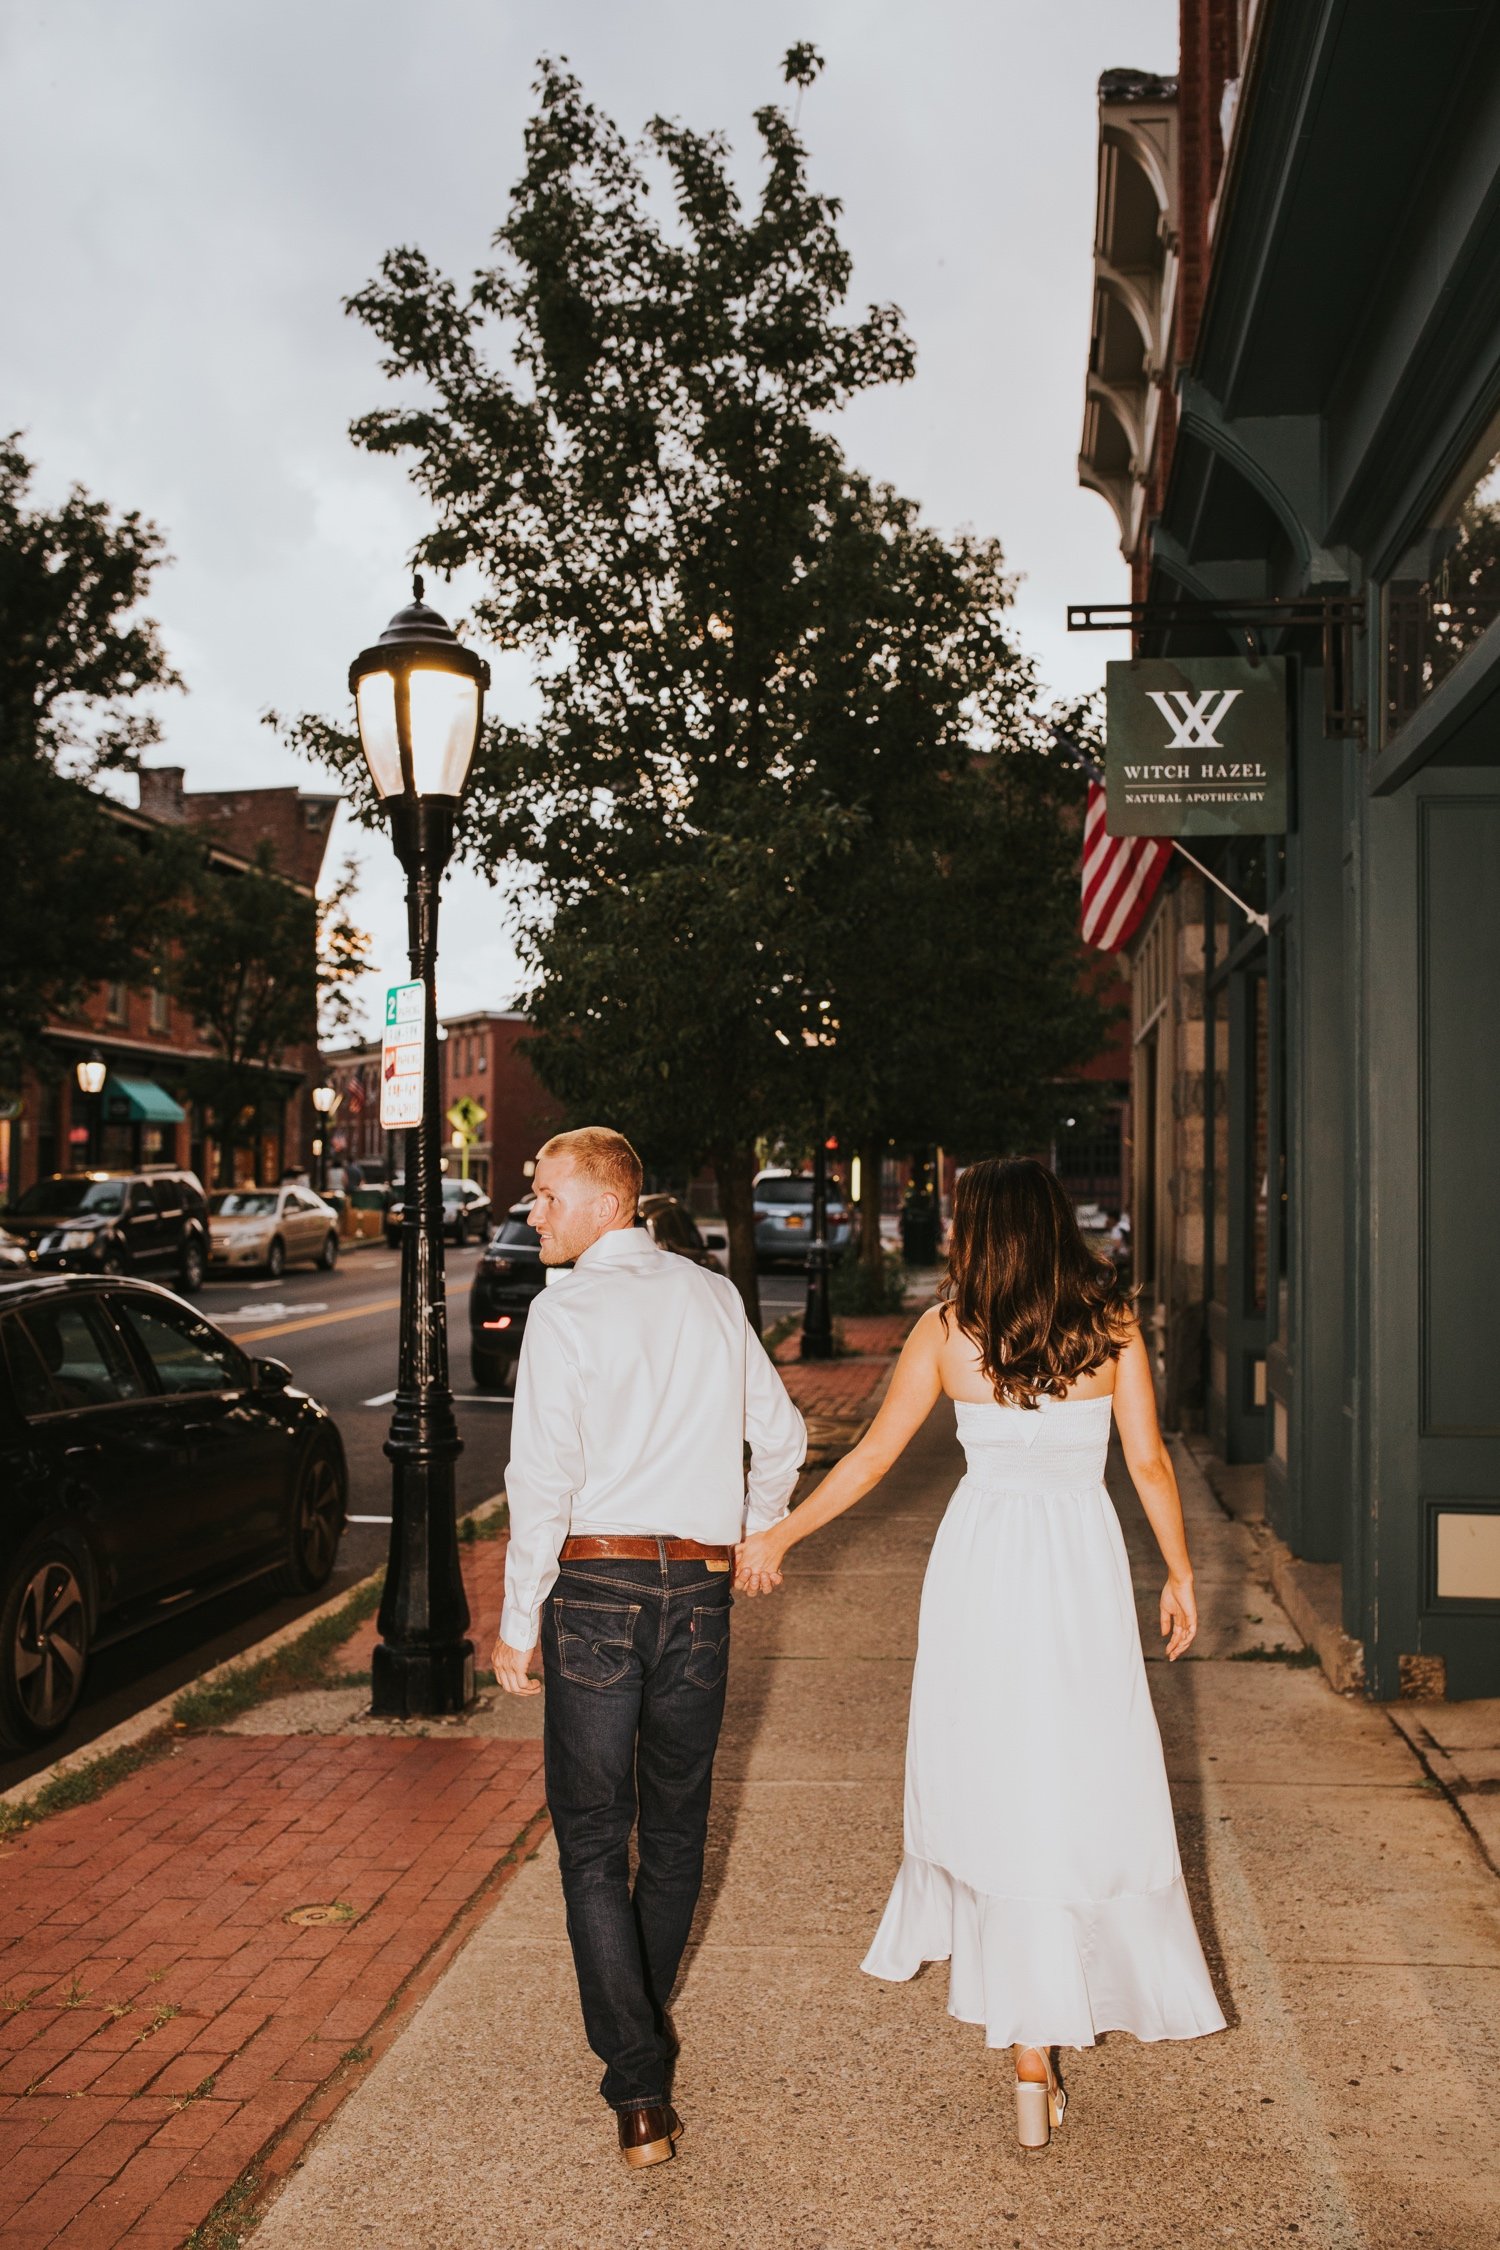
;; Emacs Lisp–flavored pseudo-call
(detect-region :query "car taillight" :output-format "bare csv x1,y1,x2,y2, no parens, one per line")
486,1256,515,1275
483,1316,514,1331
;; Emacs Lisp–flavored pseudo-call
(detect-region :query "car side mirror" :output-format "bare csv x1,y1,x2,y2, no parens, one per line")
252,1356,293,1392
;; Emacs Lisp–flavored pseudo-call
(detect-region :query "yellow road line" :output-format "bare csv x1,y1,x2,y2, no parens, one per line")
238,1278,471,1344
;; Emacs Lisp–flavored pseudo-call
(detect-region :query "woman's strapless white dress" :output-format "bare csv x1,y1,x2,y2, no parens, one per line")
862,1394,1226,2049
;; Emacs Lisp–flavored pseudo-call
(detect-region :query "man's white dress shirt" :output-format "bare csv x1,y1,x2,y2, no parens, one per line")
500,1227,807,1649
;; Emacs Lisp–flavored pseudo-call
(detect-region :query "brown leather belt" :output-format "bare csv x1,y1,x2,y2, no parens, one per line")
559,1536,735,1564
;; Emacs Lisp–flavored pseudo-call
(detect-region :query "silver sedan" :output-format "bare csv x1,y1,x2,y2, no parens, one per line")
207,1185,340,1279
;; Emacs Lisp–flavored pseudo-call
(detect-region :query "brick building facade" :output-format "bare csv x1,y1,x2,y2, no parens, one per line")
0,767,336,1202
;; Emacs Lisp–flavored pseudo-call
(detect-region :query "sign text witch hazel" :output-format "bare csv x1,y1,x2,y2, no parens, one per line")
1105,654,1288,837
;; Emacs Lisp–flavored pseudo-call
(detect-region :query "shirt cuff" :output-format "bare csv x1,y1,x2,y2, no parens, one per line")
744,1496,793,1535
499,1598,542,1652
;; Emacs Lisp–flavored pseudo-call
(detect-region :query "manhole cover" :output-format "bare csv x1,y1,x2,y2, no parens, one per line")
284,1902,358,1928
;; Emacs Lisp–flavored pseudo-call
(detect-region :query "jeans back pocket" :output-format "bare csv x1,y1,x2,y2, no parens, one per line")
552,1599,640,1690
685,1602,731,1691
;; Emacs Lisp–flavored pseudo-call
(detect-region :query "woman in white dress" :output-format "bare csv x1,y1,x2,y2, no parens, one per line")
735,1157,1225,2147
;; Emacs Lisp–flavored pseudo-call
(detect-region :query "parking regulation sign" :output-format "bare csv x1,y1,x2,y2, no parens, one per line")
380,981,425,1129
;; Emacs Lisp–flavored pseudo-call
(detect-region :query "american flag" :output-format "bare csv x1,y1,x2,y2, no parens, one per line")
1080,778,1172,951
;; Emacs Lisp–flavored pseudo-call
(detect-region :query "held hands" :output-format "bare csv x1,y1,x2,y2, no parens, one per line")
1160,1573,1198,1661
734,1526,787,1597
492,1634,542,1696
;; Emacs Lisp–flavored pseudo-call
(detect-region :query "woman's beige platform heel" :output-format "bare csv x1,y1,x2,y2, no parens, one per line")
1014,2049,1066,2149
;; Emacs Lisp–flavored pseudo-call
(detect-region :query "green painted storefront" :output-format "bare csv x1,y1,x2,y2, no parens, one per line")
1119,2,1500,1696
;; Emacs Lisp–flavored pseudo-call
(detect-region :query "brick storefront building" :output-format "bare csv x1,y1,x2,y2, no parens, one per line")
0,767,336,1201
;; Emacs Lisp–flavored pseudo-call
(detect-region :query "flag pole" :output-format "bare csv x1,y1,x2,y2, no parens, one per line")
1053,728,1270,935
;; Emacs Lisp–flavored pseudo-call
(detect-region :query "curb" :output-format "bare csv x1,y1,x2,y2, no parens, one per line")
0,1488,508,1816
1169,1435,1366,1694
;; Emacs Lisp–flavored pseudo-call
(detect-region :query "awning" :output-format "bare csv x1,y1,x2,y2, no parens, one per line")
104,1074,187,1126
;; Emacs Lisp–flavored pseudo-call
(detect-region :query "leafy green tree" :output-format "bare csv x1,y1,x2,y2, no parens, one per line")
0,433,180,776
283,50,1111,1317
282,48,912,1320
0,436,187,1090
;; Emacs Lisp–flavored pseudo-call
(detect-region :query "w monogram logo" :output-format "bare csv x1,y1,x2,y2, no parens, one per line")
1144,688,1244,751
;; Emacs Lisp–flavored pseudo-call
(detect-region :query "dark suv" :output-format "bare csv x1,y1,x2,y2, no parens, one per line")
468,1193,722,1392
3,1170,211,1294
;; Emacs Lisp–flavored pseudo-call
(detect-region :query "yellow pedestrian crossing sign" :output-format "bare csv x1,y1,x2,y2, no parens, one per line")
446,1096,487,1141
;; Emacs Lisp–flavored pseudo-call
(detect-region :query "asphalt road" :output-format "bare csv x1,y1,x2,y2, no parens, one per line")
1,1245,810,1792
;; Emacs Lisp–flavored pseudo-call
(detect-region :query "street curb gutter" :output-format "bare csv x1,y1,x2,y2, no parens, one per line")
0,1487,509,1817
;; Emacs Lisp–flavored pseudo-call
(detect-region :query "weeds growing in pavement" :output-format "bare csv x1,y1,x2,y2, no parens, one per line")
171,1498,509,1732
61,1977,90,2008
137,2002,179,2040
0,1737,173,1844
185,2169,261,2250
170,1576,386,1730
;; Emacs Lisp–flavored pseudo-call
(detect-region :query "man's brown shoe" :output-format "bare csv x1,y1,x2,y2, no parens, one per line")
617,2103,683,2169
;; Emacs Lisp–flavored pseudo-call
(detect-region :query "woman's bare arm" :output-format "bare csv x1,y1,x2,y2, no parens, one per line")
735,1309,945,1587
1112,1322,1198,1657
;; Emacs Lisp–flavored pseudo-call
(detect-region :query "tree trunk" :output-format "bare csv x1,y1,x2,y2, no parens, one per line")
859,1132,885,1279
713,1144,762,1333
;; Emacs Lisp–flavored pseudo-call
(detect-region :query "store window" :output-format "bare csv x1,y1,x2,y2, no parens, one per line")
149,981,170,1032
1386,429,1500,735
104,982,127,1023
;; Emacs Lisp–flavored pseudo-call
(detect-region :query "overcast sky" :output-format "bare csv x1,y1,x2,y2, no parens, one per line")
2,0,1173,1036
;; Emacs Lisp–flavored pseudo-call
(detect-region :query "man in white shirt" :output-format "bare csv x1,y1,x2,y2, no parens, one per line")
492,1127,805,2169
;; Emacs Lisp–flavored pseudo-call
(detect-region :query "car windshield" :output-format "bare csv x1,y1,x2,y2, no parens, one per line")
756,1179,813,1206
10,1177,125,1218
211,1192,278,1217
496,1216,541,1248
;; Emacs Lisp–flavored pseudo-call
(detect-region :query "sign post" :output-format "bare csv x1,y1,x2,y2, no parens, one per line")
1105,655,1288,837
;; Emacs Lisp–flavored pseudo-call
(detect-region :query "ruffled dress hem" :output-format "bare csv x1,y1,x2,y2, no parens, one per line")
861,1851,1227,2051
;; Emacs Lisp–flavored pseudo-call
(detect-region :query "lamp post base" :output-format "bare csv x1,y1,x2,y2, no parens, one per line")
370,1637,475,1719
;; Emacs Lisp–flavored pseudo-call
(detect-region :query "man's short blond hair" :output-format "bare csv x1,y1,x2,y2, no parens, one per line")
537,1127,643,1215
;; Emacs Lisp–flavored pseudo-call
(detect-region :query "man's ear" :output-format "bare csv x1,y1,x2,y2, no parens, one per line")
597,1190,621,1228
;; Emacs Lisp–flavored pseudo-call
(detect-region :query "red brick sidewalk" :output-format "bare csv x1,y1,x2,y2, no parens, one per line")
0,1697,543,2249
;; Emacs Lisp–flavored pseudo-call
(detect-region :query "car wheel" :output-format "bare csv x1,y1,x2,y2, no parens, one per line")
265,1237,286,1281
470,1342,515,1394
179,1236,206,1293
275,1445,346,1595
100,1242,125,1275
318,1231,339,1271
453,1215,467,1248
0,1546,91,1750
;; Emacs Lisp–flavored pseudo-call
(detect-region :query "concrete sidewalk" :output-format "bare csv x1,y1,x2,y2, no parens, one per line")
252,1415,1500,2250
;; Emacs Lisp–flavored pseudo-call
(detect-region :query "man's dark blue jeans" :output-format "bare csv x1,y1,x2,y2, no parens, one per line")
542,1549,733,2111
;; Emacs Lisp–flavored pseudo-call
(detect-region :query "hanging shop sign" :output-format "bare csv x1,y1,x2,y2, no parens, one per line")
1105,655,1288,837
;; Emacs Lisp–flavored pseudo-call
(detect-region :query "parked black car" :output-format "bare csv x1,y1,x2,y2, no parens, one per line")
468,1193,722,1393
383,1175,492,1249
0,1275,347,1748
3,1170,211,1294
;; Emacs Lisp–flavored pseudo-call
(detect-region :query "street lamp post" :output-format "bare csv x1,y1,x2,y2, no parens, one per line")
75,1051,107,1167
350,576,490,1719
311,1083,336,1194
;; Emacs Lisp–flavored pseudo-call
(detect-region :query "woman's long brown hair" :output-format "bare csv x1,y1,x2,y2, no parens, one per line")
938,1157,1133,1407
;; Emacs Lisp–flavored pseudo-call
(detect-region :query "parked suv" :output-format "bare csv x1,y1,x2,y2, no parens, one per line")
468,1193,723,1392
3,1170,210,1293
753,1172,853,1270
